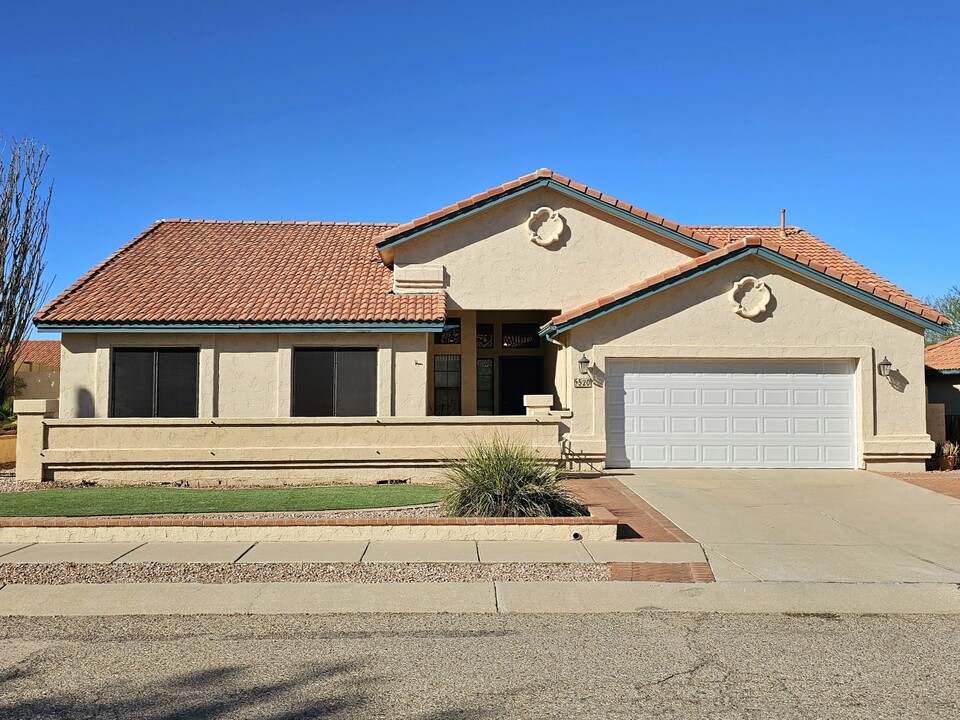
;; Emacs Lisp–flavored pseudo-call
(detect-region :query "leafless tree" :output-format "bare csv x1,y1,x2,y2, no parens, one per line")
0,136,53,403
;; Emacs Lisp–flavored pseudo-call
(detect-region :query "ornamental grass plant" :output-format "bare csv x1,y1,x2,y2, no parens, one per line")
442,435,587,518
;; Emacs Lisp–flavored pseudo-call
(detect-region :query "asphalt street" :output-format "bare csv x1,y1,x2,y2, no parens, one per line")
0,612,957,718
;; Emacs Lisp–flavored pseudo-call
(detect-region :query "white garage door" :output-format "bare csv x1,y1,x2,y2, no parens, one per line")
606,360,857,469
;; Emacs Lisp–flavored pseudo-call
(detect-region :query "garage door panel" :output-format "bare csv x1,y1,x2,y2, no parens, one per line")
669,388,698,405
762,446,791,463
732,417,759,435
762,416,790,434
670,445,698,462
702,416,728,434
606,360,857,469
701,388,729,406
670,416,698,433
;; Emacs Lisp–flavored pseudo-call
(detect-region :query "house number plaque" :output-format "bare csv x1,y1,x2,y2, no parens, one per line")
574,377,593,388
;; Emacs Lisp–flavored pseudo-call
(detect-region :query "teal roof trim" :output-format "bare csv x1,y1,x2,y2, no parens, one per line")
375,178,717,256
542,246,943,338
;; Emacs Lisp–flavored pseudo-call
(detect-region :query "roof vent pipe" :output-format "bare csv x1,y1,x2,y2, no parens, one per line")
780,209,787,238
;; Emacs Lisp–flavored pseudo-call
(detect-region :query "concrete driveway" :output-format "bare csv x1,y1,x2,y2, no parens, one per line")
619,469,960,583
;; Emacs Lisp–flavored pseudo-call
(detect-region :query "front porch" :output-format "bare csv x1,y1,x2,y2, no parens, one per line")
428,310,562,417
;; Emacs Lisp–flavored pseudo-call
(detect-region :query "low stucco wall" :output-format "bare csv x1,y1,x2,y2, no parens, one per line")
927,403,947,445
0,435,15,464
15,370,59,401
14,401,562,484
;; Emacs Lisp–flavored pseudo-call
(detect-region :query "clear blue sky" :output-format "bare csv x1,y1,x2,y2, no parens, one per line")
4,0,958,332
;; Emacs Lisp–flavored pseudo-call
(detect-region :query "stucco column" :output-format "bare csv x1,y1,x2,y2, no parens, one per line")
14,399,58,483
460,311,478,415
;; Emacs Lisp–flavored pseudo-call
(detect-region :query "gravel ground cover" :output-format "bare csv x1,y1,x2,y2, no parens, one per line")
0,561,610,584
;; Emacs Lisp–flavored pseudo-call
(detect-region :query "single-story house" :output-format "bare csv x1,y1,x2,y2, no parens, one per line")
11,340,61,401
925,336,960,440
18,169,945,483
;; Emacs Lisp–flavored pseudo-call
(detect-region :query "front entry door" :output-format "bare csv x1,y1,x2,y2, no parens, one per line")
499,357,543,415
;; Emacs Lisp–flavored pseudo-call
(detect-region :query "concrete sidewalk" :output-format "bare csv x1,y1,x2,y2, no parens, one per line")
0,580,956,615
0,540,707,565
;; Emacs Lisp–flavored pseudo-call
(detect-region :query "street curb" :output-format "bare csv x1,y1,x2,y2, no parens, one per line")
0,580,958,615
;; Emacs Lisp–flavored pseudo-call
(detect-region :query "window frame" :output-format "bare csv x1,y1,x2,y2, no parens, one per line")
433,353,462,416
109,347,200,418
501,323,541,349
435,317,462,345
291,347,378,417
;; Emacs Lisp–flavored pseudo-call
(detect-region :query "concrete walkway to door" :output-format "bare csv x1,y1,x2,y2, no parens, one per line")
617,469,960,583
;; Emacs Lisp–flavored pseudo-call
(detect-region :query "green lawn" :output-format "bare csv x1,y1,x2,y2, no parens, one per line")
0,484,447,517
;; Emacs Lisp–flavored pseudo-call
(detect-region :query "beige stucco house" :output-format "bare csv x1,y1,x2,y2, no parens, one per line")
17,169,946,483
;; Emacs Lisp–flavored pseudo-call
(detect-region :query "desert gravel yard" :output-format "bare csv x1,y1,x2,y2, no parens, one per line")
0,561,610,584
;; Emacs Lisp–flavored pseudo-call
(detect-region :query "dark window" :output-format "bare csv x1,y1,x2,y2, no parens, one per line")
434,354,461,415
436,318,461,345
292,348,376,417
502,323,541,349
477,358,494,415
111,348,199,418
476,323,494,349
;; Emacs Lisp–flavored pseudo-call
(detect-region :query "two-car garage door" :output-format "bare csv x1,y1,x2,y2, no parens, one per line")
606,360,857,469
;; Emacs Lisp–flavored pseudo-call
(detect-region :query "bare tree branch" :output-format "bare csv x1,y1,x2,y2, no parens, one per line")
0,136,53,402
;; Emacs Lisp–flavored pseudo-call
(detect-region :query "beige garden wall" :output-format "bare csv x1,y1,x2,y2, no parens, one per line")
390,186,701,311
560,254,932,471
15,403,561,484
59,331,429,420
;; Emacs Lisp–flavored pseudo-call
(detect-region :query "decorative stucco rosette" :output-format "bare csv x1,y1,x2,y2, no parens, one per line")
729,276,771,318
527,207,565,247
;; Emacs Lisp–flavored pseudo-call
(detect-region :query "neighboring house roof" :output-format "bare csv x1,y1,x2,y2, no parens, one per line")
35,221,446,329
925,336,960,372
14,340,61,368
542,235,947,337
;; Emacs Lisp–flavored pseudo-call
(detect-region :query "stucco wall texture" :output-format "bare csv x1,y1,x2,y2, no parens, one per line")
60,331,428,420
562,254,932,470
391,187,701,311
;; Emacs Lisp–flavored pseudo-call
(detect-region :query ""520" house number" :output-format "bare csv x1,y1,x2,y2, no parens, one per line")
573,377,593,388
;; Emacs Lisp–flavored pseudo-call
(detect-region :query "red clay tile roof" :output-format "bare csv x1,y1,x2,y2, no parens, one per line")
36,221,446,326
375,168,718,249
925,336,960,371
375,169,943,328
546,235,948,331
14,340,61,367
37,170,944,331
688,226,942,323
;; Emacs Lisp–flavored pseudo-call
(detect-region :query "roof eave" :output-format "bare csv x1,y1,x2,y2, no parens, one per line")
543,246,946,339
375,178,716,265
36,321,446,334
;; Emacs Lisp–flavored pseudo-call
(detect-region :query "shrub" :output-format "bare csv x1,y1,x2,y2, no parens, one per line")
442,435,587,518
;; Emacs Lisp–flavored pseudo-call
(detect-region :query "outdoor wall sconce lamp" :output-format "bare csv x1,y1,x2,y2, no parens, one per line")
578,354,590,375
877,356,892,378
